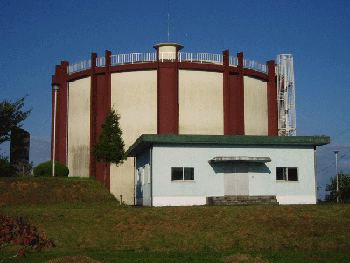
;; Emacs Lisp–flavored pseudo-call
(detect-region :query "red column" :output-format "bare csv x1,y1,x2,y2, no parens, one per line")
267,60,278,136
229,52,245,135
156,48,179,134
94,51,112,190
51,61,69,165
90,53,98,178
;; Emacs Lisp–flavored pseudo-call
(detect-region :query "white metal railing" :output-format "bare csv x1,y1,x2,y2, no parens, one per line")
158,52,177,62
111,52,157,66
67,52,268,75
229,56,238,66
96,57,105,67
68,59,91,74
178,52,223,64
243,58,268,74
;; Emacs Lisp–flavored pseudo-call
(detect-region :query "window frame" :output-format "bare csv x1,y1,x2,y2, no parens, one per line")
171,167,195,181
276,167,298,182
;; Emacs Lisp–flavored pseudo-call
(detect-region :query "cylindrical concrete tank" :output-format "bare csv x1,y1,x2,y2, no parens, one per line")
52,43,278,204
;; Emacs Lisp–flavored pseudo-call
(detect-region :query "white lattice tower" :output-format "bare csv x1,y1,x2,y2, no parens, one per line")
276,54,296,136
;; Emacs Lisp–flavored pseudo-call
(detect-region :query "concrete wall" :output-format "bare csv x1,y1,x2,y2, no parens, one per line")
179,70,224,135
244,76,268,135
149,144,316,206
158,45,177,60
67,77,91,177
151,145,225,206
111,70,157,205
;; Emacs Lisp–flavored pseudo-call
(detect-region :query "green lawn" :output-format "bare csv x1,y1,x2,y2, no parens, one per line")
1,177,350,262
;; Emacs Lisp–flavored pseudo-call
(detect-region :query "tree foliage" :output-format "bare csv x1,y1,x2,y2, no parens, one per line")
0,156,10,177
0,95,32,145
91,109,127,184
33,160,69,177
325,172,350,203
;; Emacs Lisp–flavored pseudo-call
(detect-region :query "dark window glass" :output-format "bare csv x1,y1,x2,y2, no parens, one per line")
184,167,194,180
276,167,286,180
288,168,298,181
171,167,183,181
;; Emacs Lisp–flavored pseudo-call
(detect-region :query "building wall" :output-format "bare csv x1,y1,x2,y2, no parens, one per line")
67,77,91,177
110,70,157,204
178,70,224,135
151,145,225,206
149,144,316,206
244,76,268,135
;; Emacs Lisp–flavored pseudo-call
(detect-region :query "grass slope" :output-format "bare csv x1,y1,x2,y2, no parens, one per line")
1,177,350,262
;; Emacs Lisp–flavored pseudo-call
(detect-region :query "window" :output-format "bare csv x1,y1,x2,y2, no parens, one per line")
171,167,194,181
276,167,298,181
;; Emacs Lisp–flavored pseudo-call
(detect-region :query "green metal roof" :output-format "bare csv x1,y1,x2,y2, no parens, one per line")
127,134,331,157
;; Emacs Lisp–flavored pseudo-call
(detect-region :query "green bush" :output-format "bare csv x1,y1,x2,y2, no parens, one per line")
0,155,11,177
33,160,69,177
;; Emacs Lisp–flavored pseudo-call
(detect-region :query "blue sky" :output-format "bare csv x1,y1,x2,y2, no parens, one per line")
1,0,349,199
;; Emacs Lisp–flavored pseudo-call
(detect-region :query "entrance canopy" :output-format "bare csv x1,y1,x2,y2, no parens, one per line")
208,156,271,163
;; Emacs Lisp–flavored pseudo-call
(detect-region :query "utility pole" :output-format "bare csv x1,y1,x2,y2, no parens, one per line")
334,151,339,203
52,83,60,177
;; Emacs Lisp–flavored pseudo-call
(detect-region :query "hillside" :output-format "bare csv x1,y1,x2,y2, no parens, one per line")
0,177,116,207
1,177,350,262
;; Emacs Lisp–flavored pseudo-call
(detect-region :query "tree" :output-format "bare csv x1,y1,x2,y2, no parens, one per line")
325,172,350,203
0,155,10,177
0,95,32,145
91,109,127,186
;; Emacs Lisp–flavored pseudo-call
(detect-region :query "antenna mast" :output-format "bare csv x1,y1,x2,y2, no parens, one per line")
168,0,170,42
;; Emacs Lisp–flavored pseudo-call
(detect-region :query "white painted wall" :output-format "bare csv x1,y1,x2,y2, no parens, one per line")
244,76,268,135
67,77,91,178
158,45,177,60
179,70,224,135
147,144,316,206
110,70,157,205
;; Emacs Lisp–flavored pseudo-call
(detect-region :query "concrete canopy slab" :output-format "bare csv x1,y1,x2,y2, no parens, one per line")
208,156,271,163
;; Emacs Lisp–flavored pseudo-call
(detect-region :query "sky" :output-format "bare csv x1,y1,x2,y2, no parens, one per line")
1,0,349,199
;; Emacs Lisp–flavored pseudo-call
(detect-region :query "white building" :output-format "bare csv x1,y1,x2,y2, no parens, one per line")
127,134,330,206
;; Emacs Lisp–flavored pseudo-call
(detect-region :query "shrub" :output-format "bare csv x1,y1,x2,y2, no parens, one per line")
33,160,69,177
0,155,11,177
0,215,54,260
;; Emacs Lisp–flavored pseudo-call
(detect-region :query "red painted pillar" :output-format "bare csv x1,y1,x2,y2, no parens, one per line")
104,50,111,190
92,51,112,189
267,60,278,136
90,53,97,178
156,47,179,134
229,52,245,135
51,61,69,165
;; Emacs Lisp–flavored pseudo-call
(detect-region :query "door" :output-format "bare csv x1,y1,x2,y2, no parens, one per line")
224,166,249,195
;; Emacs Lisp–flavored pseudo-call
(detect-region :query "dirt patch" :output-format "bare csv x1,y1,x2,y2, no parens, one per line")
46,256,101,263
221,253,268,263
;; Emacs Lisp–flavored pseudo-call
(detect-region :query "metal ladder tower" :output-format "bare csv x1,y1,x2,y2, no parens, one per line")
276,54,296,136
